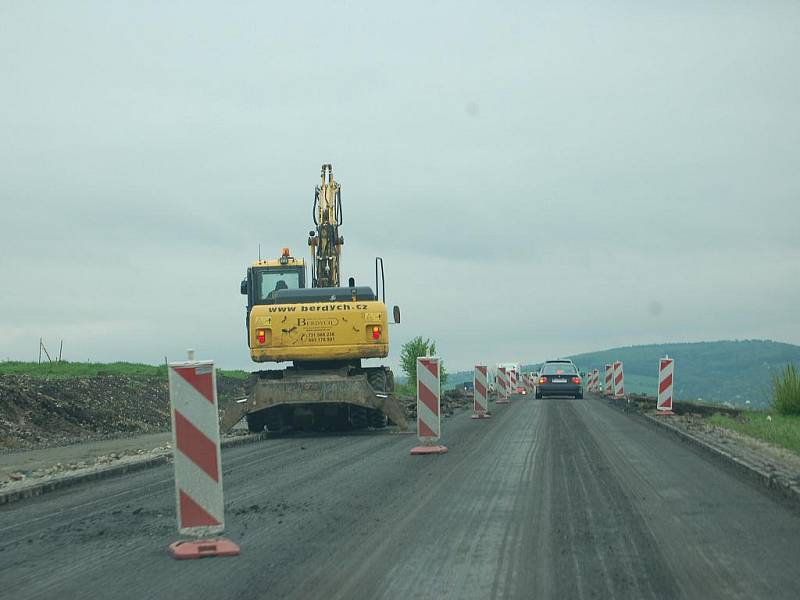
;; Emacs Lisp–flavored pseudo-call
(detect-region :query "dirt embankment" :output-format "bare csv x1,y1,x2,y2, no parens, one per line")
0,373,470,449
402,387,474,420
0,374,247,449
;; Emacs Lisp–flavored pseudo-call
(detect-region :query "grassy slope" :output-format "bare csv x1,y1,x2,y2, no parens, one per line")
0,361,249,380
709,413,800,455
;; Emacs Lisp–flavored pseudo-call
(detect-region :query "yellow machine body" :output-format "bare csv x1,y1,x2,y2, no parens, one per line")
249,298,389,363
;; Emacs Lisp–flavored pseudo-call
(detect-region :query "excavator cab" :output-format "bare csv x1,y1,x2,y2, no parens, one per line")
240,250,307,343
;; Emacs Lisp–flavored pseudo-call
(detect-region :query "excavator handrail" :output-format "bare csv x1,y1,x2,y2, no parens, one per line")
374,256,386,304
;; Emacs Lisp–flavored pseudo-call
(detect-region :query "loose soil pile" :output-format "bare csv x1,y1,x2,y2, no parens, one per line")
403,387,474,420
0,374,247,449
0,372,474,449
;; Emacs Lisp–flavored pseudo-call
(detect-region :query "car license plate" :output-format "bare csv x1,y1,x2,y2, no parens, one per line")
552,378,567,383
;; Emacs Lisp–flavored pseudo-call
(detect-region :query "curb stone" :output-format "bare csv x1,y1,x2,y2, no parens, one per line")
0,432,268,506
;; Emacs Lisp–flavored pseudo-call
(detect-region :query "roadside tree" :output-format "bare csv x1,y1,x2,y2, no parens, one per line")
399,337,448,389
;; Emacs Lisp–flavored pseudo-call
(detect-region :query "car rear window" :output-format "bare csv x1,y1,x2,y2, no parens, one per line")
541,363,577,375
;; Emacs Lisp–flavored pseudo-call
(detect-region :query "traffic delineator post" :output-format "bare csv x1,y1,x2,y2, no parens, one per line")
593,369,600,392
168,356,240,559
603,364,613,396
657,356,675,415
613,360,625,399
472,365,491,419
496,367,510,404
411,357,448,455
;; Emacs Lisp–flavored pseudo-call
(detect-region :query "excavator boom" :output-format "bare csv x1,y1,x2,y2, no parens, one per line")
308,163,343,288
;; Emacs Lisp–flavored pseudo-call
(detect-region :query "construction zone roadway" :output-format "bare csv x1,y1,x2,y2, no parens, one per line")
2,395,800,600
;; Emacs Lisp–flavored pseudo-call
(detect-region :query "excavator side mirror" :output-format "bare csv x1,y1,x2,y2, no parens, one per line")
393,305,401,324
240,280,248,295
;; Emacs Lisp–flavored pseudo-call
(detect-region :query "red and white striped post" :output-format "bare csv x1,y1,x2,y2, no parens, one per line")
613,360,625,399
509,369,517,393
472,364,491,419
593,369,600,392
657,356,675,415
603,364,613,396
587,370,594,392
496,367,510,404
168,355,239,559
411,356,448,455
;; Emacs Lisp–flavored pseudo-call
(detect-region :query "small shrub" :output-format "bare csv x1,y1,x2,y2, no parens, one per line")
771,363,800,416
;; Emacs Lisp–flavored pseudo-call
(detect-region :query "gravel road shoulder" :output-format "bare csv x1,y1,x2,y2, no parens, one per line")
0,428,257,504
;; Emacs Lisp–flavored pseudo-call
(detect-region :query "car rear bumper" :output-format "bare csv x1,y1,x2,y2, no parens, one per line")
537,384,581,397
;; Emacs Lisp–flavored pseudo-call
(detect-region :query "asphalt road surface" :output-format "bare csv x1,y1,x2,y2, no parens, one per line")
2,395,799,599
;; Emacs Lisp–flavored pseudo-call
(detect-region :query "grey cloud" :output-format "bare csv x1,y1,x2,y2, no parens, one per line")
1,1,799,372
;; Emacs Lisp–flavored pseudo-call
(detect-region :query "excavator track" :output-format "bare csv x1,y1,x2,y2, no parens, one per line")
220,366,407,434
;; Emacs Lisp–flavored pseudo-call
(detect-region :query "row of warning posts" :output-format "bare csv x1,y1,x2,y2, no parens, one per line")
165,355,459,559
165,355,675,559
584,358,675,414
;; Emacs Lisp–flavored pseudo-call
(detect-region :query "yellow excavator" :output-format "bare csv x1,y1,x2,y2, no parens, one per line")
221,164,407,433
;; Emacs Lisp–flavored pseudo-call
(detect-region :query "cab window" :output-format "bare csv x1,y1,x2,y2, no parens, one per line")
256,269,302,302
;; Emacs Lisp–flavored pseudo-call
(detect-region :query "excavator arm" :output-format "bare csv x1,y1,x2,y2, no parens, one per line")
308,163,344,288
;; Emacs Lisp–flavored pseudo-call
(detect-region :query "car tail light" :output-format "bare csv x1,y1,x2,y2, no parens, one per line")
538,377,547,384
372,326,381,340
257,329,267,344
572,376,581,384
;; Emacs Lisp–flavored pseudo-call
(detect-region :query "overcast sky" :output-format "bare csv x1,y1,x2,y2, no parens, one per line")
2,1,799,373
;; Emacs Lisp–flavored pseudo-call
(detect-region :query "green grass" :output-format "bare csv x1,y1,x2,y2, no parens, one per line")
216,369,250,380
394,381,415,398
0,361,249,380
709,412,800,455
772,363,800,415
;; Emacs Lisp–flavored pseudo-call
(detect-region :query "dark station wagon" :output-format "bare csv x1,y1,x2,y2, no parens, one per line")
536,361,583,399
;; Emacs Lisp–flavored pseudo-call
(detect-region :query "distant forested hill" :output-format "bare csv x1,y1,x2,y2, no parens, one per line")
562,340,800,407
444,340,800,408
